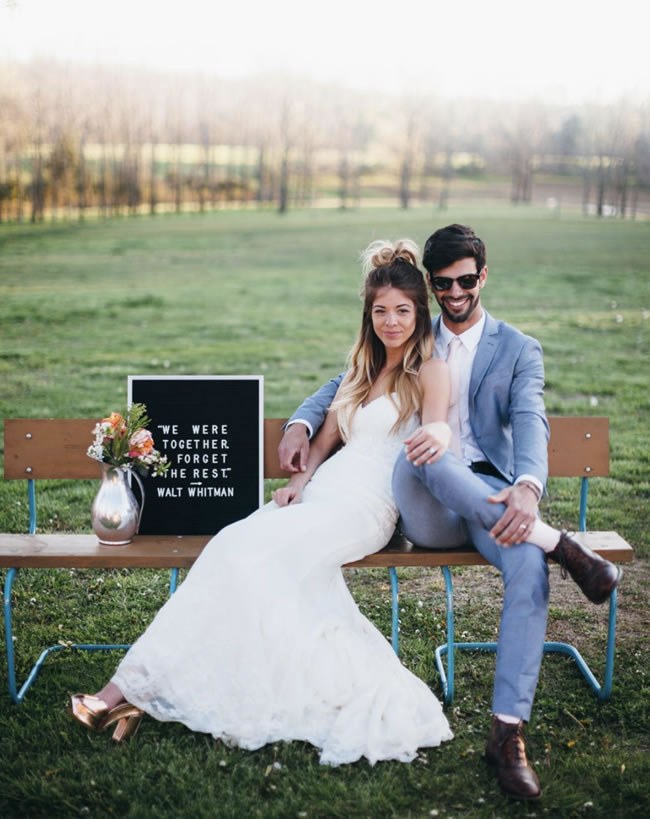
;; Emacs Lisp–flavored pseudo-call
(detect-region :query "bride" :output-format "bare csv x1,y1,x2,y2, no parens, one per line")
70,239,455,765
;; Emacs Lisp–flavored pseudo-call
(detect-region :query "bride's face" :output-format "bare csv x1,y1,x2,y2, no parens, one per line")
371,286,417,351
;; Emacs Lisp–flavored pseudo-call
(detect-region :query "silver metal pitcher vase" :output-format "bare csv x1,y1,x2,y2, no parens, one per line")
91,463,145,545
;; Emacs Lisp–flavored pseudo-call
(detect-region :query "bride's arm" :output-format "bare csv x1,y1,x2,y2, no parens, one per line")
403,358,453,467
272,409,342,506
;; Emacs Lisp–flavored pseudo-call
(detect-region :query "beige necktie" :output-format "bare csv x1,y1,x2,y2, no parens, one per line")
446,337,463,457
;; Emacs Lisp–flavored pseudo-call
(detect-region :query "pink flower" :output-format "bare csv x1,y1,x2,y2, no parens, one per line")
128,428,155,458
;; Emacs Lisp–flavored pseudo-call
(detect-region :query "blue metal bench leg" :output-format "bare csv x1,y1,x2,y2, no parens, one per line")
3,567,130,703
601,587,618,699
543,587,618,699
434,565,456,705
433,566,618,705
3,566,182,703
389,567,399,654
4,567,21,703
4,477,185,702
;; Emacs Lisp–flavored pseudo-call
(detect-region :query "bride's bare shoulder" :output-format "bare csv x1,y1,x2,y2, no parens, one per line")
418,357,448,383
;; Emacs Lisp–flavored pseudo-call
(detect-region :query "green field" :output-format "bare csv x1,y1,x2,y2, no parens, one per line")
0,206,649,817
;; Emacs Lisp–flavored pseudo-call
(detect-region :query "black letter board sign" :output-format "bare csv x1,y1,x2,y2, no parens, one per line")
128,375,263,535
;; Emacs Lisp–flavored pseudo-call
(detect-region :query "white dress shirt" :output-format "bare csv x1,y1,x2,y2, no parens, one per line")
437,314,487,466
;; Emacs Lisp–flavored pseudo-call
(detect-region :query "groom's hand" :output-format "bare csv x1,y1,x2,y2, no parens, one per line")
488,484,539,546
278,424,310,473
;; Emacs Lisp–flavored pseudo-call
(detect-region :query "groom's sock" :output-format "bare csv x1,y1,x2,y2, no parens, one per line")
494,713,520,724
530,520,560,553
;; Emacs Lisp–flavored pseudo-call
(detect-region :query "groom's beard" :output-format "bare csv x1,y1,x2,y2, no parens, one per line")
435,291,481,325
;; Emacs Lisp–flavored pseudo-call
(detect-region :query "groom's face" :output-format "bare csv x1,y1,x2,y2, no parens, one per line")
430,257,487,329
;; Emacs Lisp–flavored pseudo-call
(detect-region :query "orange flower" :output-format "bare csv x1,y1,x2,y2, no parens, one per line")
128,428,155,458
101,412,127,439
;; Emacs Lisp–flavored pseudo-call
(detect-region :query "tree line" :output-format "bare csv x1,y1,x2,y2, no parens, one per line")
1,59,649,223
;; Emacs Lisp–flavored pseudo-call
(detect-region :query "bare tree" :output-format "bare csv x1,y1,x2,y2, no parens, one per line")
29,88,46,223
319,88,373,210
580,103,632,217
0,87,28,222
277,99,292,214
47,132,77,219
612,102,643,219
500,102,549,204
249,95,274,209
631,105,650,220
294,95,322,208
396,101,422,210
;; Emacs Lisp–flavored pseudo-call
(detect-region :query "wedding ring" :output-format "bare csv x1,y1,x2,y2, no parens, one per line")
519,523,527,530
428,447,437,456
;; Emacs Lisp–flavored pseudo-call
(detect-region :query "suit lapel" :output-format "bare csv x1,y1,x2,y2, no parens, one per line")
470,311,500,397
433,312,501,396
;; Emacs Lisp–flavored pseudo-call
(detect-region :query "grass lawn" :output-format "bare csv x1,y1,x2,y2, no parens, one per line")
0,205,648,817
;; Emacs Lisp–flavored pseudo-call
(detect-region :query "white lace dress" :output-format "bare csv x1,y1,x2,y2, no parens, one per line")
112,395,453,765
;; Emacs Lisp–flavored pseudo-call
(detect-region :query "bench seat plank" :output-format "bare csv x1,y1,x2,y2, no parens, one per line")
0,534,208,569
347,531,634,567
0,531,633,570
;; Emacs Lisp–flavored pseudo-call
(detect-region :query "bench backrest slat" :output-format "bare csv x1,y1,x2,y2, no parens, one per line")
4,416,609,482
547,416,609,477
5,419,100,480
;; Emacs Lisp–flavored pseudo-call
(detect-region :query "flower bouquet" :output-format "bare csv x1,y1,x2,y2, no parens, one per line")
88,403,169,545
87,403,169,477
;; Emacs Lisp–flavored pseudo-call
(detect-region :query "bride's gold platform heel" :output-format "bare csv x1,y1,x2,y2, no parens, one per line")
70,694,110,731
99,703,144,742
70,694,144,741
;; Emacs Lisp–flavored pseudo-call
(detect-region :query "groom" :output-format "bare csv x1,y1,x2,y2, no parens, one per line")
278,224,618,800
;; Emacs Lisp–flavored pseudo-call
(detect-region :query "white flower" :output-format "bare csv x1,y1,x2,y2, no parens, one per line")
86,443,104,462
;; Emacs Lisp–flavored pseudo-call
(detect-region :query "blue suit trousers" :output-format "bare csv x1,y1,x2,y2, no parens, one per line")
393,450,549,721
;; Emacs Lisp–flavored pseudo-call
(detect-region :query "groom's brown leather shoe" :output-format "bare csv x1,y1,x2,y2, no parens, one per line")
548,531,621,605
485,716,541,800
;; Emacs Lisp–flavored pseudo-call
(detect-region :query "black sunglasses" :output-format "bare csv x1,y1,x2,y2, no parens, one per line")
430,272,481,292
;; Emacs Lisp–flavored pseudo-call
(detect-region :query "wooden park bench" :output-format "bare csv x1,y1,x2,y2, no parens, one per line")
1,417,634,705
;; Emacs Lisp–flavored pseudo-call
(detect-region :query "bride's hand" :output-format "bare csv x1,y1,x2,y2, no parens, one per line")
272,483,303,506
404,422,452,466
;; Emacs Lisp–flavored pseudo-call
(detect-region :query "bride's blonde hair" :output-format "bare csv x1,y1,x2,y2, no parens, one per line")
332,239,433,440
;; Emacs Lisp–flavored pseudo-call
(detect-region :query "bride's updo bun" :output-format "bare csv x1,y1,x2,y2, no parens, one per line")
360,239,419,277
332,238,434,439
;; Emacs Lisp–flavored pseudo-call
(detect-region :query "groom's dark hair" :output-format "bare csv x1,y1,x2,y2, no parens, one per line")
422,224,486,275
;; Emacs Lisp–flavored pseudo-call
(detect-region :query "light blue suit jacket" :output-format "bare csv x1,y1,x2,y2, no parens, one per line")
288,311,550,488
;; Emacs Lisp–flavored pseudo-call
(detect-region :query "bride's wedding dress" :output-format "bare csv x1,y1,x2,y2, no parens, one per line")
112,395,453,765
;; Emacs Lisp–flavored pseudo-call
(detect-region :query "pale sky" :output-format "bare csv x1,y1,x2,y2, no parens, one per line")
1,0,648,104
